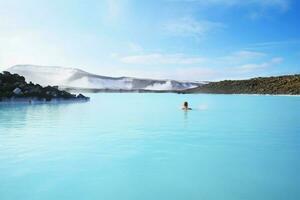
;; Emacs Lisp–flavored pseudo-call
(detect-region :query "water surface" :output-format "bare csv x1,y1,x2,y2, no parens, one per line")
0,94,299,200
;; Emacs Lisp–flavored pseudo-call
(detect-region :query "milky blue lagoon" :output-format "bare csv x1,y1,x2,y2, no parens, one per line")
0,94,299,200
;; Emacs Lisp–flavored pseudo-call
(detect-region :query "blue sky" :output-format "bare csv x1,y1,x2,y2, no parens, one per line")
0,0,299,80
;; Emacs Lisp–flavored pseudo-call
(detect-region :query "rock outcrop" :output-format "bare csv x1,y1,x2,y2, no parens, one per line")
0,71,89,101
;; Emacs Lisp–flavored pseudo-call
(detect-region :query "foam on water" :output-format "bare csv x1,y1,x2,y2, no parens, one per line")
197,104,209,110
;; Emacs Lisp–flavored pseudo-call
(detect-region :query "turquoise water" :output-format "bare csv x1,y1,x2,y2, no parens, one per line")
0,94,299,200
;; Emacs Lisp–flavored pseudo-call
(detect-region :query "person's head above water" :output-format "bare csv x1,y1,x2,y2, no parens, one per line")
182,101,192,110
184,101,188,107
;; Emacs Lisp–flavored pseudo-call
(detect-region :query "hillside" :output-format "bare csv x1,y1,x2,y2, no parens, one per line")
182,74,300,95
7,65,203,91
0,71,89,101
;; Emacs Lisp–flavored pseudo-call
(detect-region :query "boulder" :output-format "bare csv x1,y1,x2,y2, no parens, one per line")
13,87,23,95
77,94,89,100
77,94,86,99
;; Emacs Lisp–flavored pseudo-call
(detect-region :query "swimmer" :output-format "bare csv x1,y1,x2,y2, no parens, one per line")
182,101,192,110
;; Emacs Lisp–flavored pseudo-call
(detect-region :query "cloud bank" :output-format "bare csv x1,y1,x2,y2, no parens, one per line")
164,17,224,39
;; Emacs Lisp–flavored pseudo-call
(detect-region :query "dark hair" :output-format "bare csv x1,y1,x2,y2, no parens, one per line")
184,101,188,107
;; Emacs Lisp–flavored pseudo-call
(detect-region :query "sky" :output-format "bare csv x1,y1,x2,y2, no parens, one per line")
0,0,299,81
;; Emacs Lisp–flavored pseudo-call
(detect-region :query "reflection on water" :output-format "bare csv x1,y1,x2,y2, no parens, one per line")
183,110,189,128
0,103,73,131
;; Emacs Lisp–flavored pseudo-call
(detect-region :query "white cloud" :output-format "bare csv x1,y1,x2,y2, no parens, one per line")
106,0,122,21
98,66,221,81
119,50,267,66
120,53,206,65
0,29,104,71
103,0,129,23
0,31,69,70
172,0,291,11
234,57,283,73
220,50,266,63
114,49,284,81
109,56,283,81
252,0,290,11
127,42,143,52
172,67,221,80
164,17,224,39
169,0,291,20
248,39,300,49
232,50,266,59
270,57,284,64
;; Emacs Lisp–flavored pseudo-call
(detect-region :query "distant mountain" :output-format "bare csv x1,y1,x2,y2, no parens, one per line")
181,74,300,95
7,65,204,92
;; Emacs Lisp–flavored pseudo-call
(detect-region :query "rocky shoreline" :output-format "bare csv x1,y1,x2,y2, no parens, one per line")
0,71,89,102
